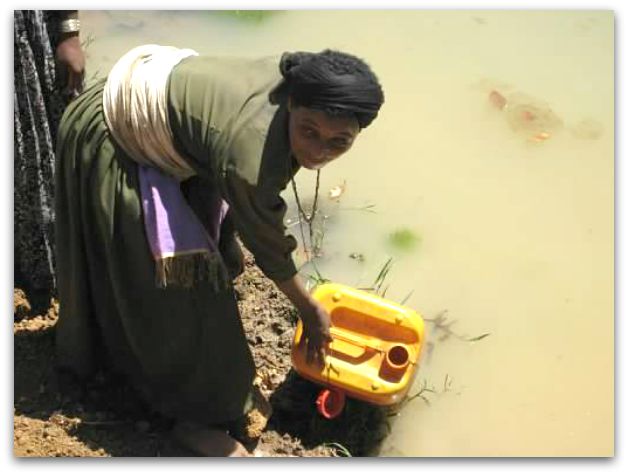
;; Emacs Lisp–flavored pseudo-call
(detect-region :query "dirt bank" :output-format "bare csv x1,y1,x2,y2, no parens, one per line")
14,250,390,457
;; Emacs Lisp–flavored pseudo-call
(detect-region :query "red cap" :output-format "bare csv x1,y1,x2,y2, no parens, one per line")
316,388,346,419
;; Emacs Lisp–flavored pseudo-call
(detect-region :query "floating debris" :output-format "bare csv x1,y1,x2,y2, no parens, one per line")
489,89,564,142
488,90,507,110
328,180,347,201
486,83,605,143
349,252,365,262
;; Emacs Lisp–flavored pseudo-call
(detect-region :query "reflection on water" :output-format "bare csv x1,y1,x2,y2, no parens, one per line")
81,10,614,456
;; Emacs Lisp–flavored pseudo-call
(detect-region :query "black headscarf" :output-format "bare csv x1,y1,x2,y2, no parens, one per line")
278,50,384,129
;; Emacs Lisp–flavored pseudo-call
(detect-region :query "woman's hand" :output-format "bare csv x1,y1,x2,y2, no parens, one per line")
275,274,332,366
55,35,85,100
298,299,332,367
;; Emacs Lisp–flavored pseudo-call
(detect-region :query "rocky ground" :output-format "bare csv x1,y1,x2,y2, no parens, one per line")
13,250,391,457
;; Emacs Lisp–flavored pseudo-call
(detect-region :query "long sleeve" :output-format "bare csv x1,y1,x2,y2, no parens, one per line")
221,169,298,282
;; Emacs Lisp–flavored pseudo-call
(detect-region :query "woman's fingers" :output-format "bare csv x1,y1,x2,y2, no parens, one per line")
65,66,84,99
305,333,331,367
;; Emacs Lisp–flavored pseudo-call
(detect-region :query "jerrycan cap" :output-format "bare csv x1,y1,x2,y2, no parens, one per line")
316,388,346,419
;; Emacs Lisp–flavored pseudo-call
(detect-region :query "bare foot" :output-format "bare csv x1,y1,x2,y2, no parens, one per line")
229,386,273,443
172,421,250,457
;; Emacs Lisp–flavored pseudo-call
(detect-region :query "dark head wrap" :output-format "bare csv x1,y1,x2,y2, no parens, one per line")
278,50,384,129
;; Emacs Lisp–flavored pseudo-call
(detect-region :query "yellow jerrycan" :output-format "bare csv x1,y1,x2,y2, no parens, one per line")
291,283,425,418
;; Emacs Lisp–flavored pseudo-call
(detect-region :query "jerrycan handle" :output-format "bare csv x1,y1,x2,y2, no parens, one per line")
329,327,384,354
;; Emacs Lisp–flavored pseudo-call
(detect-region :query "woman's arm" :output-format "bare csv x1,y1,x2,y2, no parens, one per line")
50,10,85,99
275,273,331,366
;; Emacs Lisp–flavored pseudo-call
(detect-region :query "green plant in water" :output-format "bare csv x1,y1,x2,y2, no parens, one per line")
216,10,279,23
400,289,414,305
305,261,330,291
358,257,394,297
425,310,491,343
388,228,421,251
388,375,455,417
403,379,437,406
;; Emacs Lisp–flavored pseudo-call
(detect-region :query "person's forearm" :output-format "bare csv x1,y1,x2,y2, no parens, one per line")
275,274,315,311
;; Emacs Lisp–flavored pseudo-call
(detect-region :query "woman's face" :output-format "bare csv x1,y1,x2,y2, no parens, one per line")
288,102,360,170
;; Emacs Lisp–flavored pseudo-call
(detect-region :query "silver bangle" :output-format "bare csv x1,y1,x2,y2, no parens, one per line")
59,19,80,34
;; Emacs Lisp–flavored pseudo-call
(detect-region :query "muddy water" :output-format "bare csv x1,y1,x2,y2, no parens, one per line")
80,10,614,456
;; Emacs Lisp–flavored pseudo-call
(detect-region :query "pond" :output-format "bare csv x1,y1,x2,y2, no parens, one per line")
80,10,614,456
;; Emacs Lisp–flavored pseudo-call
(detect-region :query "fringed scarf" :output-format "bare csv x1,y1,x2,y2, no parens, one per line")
102,44,230,290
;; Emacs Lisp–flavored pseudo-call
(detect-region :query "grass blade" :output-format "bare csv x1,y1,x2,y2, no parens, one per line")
466,333,491,342
400,290,414,305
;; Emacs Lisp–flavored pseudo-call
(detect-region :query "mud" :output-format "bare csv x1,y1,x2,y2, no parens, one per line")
14,249,389,457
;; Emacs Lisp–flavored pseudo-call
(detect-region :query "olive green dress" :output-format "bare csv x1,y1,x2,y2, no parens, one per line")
54,54,299,425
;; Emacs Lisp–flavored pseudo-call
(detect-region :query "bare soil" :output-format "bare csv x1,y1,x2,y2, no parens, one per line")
14,250,390,457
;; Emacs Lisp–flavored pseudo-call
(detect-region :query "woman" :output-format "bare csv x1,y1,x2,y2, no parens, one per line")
14,10,85,296
54,45,384,456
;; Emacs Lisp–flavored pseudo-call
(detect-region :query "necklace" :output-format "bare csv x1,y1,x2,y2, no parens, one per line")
291,169,321,261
